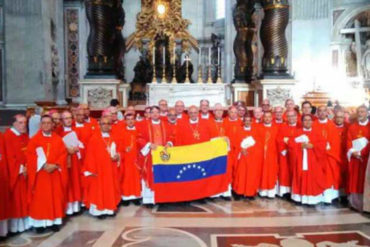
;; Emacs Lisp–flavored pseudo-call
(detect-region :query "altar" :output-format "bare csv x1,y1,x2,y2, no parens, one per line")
147,83,229,106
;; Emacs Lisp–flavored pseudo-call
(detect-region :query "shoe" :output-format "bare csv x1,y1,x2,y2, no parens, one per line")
133,199,142,206
221,196,231,201
35,227,46,234
50,225,60,232
121,201,130,207
97,215,107,220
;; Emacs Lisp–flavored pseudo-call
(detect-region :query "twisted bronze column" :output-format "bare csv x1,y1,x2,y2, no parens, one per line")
260,0,290,77
85,0,125,78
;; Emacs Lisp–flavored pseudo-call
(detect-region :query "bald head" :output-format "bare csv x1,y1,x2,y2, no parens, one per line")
167,108,177,123
175,100,185,115
228,106,238,121
262,99,271,112
61,111,73,127
188,105,199,121
213,103,224,120
357,105,368,122
253,107,263,120
286,110,297,125
285,99,295,111
274,106,284,121
100,116,112,133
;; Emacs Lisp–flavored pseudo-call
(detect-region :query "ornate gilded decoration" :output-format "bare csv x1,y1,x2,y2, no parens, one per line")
126,0,198,60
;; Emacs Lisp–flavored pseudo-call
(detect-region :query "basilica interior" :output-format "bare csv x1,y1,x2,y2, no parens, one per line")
0,0,370,246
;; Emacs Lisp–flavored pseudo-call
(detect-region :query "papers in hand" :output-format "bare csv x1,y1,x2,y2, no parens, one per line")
62,131,79,148
352,137,368,152
241,136,256,149
295,134,309,144
110,142,117,158
36,147,47,172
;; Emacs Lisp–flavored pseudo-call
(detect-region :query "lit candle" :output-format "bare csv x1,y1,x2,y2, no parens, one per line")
208,47,211,66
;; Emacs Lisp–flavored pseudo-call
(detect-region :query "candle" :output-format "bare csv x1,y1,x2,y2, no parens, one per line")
163,46,165,65
218,47,220,66
173,46,176,64
208,47,211,66
153,46,155,65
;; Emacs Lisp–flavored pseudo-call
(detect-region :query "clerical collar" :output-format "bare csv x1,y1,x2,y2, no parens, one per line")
177,114,183,119
42,131,52,137
190,118,199,124
264,123,272,127
126,126,135,130
101,132,110,138
255,119,261,123
201,113,209,119
168,119,177,124
229,118,238,122
63,126,72,132
275,119,283,124
160,112,167,117
85,117,91,123
10,127,21,136
215,119,223,123
359,119,369,126
319,118,328,124
336,124,344,128
244,126,251,131
151,119,160,125
303,128,312,132
75,122,84,128
289,123,297,127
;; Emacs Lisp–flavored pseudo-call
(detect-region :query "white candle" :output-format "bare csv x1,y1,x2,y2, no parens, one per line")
218,47,220,66
163,46,165,65
208,47,211,66
153,46,155,65
199,47,201,65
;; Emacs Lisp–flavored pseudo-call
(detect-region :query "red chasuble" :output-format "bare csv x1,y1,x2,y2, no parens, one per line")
60,127,83,214
346,121,370,194
83,132,121,214
175,119,211,146
259,124,279,197
119,127,142,199
223,118,242,183
233,126,263,196
137,120,170,189
288,128,327,204
4,128,29,221
276,123,299,196
0,133,9,222
26,131,68,225
327,124,348,191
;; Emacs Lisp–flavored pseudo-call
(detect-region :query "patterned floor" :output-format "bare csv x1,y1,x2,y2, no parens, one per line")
1,198,370,247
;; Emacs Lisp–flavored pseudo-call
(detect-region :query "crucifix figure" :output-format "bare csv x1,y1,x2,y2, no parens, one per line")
184,55,191,83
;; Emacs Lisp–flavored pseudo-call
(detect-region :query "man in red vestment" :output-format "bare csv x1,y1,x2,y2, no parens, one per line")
26,115,67,232
119,114,142,206
262,99,271,113
175,105,211,145
301,101,317,121
4,114,30,233
346,105,370,211
60,111,83,215
80,103,99,130
289,114,327,205
327,109,348,203
276,110,299,198
283,99,300,122
137,106,172,204
259,111,279,198
199,99,214,124
209,103,226,137
174,100,188,124
253,107,263,124
158,99,168,121
167,108,178,145
313,106,338,203
234,115,263,199
0,130,9,238
274,106,284,125
83,116,121,218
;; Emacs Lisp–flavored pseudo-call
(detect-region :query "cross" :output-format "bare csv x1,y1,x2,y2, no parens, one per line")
340,19,370,78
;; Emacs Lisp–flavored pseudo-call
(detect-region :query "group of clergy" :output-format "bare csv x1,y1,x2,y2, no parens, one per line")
0,99,369,238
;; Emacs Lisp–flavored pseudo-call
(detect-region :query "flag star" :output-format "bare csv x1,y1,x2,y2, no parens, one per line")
177,175,180,179
188,165,191,168
179,170,183,174
184,167,187,171
203,173,206,176
193,164,196,168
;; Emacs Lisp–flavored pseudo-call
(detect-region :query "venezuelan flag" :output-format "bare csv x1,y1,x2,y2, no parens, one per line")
151,138,229,203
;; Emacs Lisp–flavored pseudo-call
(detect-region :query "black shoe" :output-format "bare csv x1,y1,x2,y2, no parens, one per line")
283,193,291,201
0,236,7,242
233,193,242,201
145,204,155,209
133,199,142,206
121,200,130,207
97,215,107,220
35,227,46,234
340,196,348,206
50,225,60,232
221,196,231,201
246,196,255,201
195,199,206,204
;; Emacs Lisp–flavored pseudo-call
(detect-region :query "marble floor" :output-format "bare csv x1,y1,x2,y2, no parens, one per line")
1,198,370,247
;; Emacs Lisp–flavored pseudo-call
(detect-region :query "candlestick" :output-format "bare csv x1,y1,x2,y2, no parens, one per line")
207,65,212,84
197,65,202,83
163,46,165,65
216,65,222,83
153,46,155,65
208,47,211,66
198,47,201,66
217,47,220,66
184,55,191,84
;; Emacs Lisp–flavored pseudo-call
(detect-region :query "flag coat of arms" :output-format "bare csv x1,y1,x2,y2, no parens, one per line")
151,138,229,203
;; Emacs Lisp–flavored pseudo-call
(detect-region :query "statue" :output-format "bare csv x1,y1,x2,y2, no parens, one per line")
233,0,256,83
361,40,370,81
211,33,221,82
85,0,126,79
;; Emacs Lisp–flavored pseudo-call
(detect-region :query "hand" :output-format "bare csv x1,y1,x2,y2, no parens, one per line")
241,149,247,156
44,164,58,173
283,137,289,144
150,144,158,150
126,146,132,153
111,154,120,162
67,146,78,155
22,166,27,177
301,143,313,149
353,151,362,159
